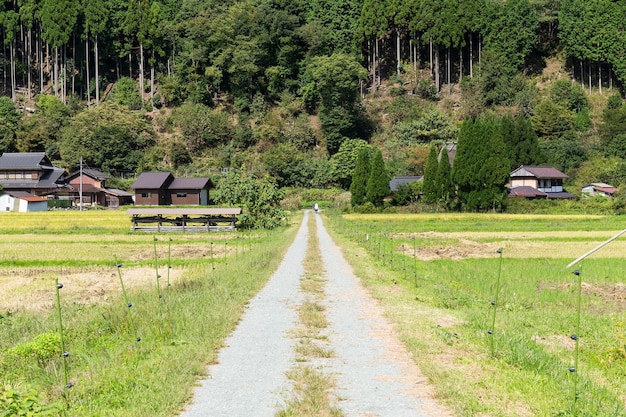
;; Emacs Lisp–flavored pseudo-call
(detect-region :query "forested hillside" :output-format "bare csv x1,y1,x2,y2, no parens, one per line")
1,0,626,211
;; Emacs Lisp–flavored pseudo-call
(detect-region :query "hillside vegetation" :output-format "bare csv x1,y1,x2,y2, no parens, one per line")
1,0,626,211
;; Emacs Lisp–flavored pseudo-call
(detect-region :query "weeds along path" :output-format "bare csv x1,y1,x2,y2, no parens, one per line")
179,213,309,417
315,213,452,417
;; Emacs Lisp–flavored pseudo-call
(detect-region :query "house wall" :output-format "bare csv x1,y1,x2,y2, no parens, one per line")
134,189,163,205
0,195,12,211
170,189,202,205
23,201,47,212
510,178,538,188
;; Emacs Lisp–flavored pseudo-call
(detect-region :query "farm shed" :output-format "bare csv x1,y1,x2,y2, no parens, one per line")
581,183,618,199
0,152,68,197
168,178,213,206
0,191,48,212
131,172,174,205
508,165,575,199
127,208,241,232
131,172,213,206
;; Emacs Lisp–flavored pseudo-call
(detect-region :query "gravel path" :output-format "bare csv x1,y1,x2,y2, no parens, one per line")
180,211,451,417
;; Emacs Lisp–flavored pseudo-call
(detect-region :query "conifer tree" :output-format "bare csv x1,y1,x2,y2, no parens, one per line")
350,147,371,206
435,147,454,208
422,144,439,203
452,117,510,211
366,149,389,207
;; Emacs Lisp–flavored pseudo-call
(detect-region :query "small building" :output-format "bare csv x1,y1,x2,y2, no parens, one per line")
0,191,48,212
389,176,423,192
131,172,175,205
0,152,68,197
168,177,212,205
581,183,618,199
131,172,212,206
508,165,575,199
63,168,133,207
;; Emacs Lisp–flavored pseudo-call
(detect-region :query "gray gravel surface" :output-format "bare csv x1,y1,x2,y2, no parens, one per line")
179,212,308,417
180,211,451,417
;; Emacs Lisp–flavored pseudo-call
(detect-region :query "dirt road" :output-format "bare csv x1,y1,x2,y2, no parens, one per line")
180,211,451,417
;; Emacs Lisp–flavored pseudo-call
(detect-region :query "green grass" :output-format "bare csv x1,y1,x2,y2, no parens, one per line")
326,212,626,417
0,210,300,416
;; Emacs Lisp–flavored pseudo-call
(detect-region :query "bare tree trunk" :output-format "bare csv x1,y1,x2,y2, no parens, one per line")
429,37,433,75
39,30,44,94
150,50,155,103
447,47,451,94
27,27,32,100
71,35,76,97
54,47,59,97
95,34,100,104
580,60,583,89
459,45,462,84
588,61,592,94
11,42,17,102
434,45,440,92
396,29,401,76
86,37,91,106
376,38,381,87
598,64,602,95
469,34,473,78
139,42,145,106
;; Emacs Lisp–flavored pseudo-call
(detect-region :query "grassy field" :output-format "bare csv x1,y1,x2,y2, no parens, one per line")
326,212,626,417
0,209,300,416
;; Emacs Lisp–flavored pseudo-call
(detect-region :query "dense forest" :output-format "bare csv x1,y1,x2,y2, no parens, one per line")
1,0,626,211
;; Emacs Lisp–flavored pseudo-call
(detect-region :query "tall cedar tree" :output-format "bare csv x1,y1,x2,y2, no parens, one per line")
503,114,542,169
435,147,454,208
350,147,371,206
452,117,510,212
422,145,439,203
366,149,389,207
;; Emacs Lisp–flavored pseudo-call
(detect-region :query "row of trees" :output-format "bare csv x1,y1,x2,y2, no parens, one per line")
1,0,626,110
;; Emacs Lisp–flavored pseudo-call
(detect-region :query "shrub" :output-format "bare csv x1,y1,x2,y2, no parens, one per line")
0,385,60,416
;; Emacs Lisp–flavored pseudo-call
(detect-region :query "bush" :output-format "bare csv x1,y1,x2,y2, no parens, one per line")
0,385,60,416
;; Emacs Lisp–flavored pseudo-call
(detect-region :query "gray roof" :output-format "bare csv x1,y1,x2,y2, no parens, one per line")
68,168,109,181
127,208,241,215
389,176,422,191
104,188,134,197
131,172,174,189
168,177,212,190
0,152,51,169
510,165,569,179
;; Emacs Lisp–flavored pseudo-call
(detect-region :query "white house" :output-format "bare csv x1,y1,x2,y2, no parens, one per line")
0,191,48,212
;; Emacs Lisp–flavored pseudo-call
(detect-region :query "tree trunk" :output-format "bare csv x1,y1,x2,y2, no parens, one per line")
588,61,591,94
95,35,100,104
151,50,155,103
396,29,401,76
54,47,59,97
376,37,381,87
434,45,440,92
11,42,17,102
598,63,602,95
27,27,32,100
580,60,583,89
447,47,451,94
139,42,145,106
86,37,91,106
429,37,433,74
459,45,463,84
469,34,473,78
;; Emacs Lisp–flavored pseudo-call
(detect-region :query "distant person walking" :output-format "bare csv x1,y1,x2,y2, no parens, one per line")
314,203,319,213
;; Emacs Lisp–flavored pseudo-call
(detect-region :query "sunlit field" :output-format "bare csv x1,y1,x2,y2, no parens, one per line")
328,212,626,417
0,209,299,416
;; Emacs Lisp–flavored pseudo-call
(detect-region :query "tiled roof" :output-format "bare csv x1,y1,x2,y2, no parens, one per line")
511,165,569,179
508,186,547,198
131,172,173,189
168,177,212,190
0,152,50,169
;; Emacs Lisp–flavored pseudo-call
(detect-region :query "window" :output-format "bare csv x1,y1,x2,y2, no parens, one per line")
176,193,187,198
141,192,152,198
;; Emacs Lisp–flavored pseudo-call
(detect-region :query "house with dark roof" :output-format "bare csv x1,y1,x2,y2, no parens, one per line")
61,168,133,207
581,183,618,199
0,152,68,197
389,176,423,192
131,172,212,206
508,165,575,199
